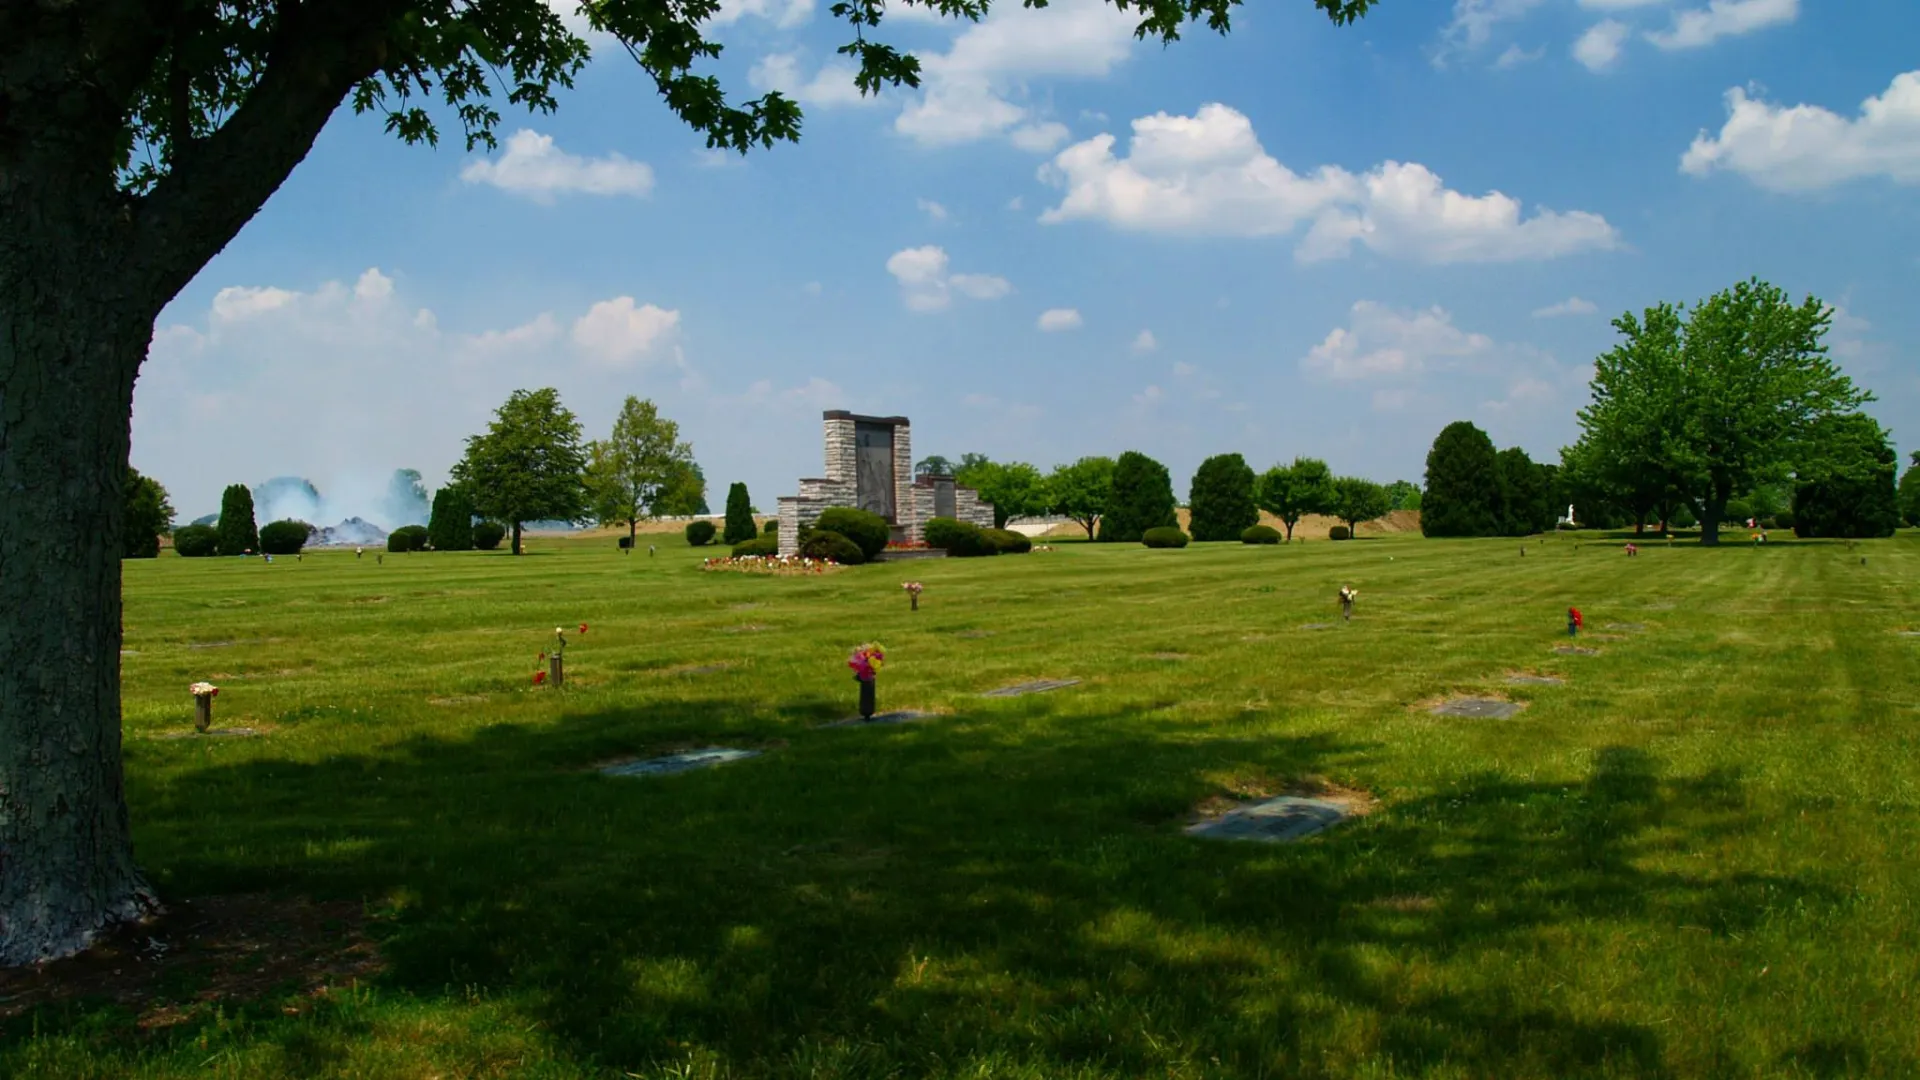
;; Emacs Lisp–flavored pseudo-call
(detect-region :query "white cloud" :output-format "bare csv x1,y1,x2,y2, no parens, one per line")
459,130,653,203
571,297,682,367
893,0,1134,150
1533,296,1599,318
1577,0,1668,8
1680,72,1920,192
885,246,1011,312
1303,301,1494,382
1432,0,1546,67
1171,361,1196,377
1494,43,1545,69
1040,104,1620,263
1647,0,1795,50
135,269,692,520
1037,308,1083,332
747,53,873,108
1572,20,1631,71
1132,329,1158,352
710,0,814,29
917,198,950,221
1006,195,1025,211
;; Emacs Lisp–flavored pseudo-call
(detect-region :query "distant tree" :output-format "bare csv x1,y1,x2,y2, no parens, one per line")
382,469,430,527
1047,456,1116,540
123,469,175,559
1187,453,1259,541
1791,413,1900,539
655,461,710,517
427,487,475,551
586,397,695,547
954,453,993,484
1899,450,1920,528
1382,479,1420,512
1579,280,1869,544
1331,476,1392,537
216,484,259,556
1495,447,1552,535
965,461,1049,528
1257,457,1336,542
723,483,757,545
1422,422,1501,537
451,388,588,556
1102,451,1178,543
915,455,956,478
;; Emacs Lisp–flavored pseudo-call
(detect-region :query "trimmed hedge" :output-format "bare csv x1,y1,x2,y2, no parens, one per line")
800,529,865,565
387,524,429,552
732,535,779,557
1329,525,1351,541
925,517,995,557
985,528,1031,554
473,521,507,550
1142,526,1189,548
259,520,311,555
723,483,757,545
685,520,717,546
762,518,779,536
815,507,890,560
1241,524,1282,544
173,524,219,558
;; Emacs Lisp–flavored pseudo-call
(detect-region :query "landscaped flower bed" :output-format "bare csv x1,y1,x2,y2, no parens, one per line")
700,554,842,575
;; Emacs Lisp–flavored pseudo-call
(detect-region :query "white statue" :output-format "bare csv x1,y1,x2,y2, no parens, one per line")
1566,503,1576,525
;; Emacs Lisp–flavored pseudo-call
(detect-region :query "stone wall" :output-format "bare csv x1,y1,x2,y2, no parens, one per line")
775,477,856,557
824,417,856,486
774,411,990,555
954,485,995,530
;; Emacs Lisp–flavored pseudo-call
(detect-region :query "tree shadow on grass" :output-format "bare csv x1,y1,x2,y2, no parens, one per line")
8,701,1864,1078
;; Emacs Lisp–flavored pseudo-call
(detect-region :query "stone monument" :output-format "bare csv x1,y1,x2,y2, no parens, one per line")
776,411,995,556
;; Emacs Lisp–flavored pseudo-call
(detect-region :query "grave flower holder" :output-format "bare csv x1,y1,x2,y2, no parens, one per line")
847,642,886,722
189,682,219,733
858,675,877,720
903,581,924,611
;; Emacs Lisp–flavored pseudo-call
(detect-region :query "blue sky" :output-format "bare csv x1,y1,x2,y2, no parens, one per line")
133,0,1920,523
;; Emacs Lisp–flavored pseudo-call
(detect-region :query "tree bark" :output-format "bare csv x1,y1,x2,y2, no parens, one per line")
512,521,524,556
0,242,161,967
1700,491,1727,546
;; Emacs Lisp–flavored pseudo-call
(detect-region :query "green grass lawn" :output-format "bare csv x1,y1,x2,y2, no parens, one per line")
7,532,1920,1078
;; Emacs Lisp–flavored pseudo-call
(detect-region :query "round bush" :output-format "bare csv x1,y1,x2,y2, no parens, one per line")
473,521,507,550
684,520,718,546
814,507,891,560
985,528,1032,554
732,535,779,557
172,524,219,558
1774,509,1795,530
925,517,995,557
800,529,865,565
387,524,429,553
1329,525,1351,541
1142,526,1189,549
762,518,780,536
258,519,311,555
1241,524,1282,545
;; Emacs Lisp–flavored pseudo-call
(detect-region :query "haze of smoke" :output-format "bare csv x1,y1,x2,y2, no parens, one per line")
252,469,430,534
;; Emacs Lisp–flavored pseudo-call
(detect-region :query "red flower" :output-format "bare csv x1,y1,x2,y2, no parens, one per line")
533,670,547,685
579,623,588,634
1569,607,1584,627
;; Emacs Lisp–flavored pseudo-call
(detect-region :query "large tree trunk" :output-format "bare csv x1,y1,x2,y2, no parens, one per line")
1700,493,1726,546
512,521,524,555
0,251,160,966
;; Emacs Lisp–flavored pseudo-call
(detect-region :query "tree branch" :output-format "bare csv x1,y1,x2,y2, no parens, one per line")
129,0,404,307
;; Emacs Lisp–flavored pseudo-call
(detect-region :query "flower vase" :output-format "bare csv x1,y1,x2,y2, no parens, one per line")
1567,619,1578,637
858,677,876,721
193,695,213,733
910,594,918,612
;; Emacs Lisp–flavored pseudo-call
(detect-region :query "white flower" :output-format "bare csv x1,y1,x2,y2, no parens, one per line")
189,681,218,696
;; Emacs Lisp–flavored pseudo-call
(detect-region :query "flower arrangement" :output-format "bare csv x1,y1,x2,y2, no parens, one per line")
903,581,923,610
1338,585,1358,621
1624,543,1639,556
848,642,885,683
189,681,219,698
1568,606,1584,636
700,554,840,576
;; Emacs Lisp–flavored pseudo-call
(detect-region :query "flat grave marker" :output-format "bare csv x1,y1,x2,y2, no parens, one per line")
1431,697,1526,719
982,678,1081,698
1603,622,1648,632
1147,652,1189,661
1555,645,1601,656
1505,674,1566,686
600,747,760,779
1186,796,1350,844
1298,623,1336,631
954,630,996,640
818,710,941,729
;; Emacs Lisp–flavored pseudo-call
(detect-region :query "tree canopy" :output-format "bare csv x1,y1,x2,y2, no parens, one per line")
1046,456,1115,541
450,388,588,554
216,483,259,556
1257,457,1335,542
586,396,694,543
1187,453,1258,541
122,469,174,559
1791,413,1899,539
1421,422,1500,538
722,482,757,545
1102,451,1177,543
962,461,1049,528
1331,476,1391,536
1576,279,1869,544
